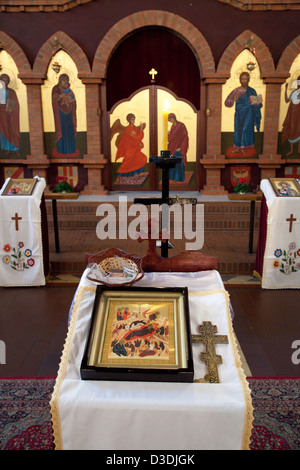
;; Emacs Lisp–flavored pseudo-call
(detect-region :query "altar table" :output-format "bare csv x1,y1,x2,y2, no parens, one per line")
0,177,48,287
50,270,253,450
254,179,300,289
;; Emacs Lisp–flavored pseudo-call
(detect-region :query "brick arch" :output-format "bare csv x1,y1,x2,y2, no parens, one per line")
0,31,31,74
33,31,91,78
217,30,275,78
93,10,215,78
277,35,300,75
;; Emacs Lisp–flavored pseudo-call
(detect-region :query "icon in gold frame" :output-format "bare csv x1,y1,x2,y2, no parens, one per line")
2,178,37,196
81,286,194,383
270,178,300,197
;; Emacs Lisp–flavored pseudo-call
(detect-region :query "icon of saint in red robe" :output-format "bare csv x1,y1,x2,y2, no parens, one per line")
111,113,147,182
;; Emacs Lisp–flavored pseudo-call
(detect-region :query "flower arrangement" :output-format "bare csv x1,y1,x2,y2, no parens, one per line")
53,176,73,193
234,177,250,194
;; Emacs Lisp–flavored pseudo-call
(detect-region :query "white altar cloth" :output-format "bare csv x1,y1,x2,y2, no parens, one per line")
0,177,46,287
260,179,300,289
50,270,253,450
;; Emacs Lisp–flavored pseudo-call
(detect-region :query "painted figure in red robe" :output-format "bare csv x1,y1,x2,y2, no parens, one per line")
115,113,147,181
282,76,300,156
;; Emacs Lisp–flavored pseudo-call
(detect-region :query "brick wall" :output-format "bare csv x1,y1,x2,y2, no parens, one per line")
1,0,299,12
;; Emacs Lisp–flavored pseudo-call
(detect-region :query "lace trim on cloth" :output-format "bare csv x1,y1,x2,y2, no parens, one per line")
189,289,254,450
50,285,96,450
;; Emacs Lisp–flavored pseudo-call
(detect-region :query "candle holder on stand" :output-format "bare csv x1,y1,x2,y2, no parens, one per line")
134,149,197,258
134,150,181,258
159,150,171,158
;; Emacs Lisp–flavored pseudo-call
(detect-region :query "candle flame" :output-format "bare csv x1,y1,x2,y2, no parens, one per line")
163,99,170,111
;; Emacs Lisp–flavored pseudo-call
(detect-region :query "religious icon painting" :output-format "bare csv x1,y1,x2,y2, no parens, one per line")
81,286,194,383
157,89,197,189
1,178,37,196
230,166,251,188
270,178,300,197
222,50,265,159
109,87,197,191
4,167,24,181
109,89,150,189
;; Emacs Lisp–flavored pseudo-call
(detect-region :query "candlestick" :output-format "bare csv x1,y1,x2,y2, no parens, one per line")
162,109,168,151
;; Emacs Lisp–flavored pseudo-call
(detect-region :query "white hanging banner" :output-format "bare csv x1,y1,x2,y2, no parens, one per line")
0,177,46,287
261,179,300,289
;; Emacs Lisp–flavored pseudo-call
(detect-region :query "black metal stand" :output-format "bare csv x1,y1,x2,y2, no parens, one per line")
134,150,181,258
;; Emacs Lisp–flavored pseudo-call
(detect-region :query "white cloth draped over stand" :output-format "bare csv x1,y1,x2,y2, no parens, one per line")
260,179,300,289
50,270,253,450
0,177,46,287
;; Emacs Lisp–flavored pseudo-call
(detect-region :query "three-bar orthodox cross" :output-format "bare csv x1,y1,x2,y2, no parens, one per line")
192,321,228,383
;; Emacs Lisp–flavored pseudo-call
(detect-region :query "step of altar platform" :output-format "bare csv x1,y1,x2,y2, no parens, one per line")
45,198,261,231
46,194,261,277
47,228,259,277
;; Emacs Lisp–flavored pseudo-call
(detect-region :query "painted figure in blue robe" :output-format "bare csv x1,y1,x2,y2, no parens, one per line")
112,340,127,357
52,74,80,158
225,72,262,156
167,113,189,182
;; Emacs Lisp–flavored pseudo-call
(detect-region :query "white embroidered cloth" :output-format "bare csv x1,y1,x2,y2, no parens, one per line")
0,177,46,287
261,179,300,289
51,270,253,450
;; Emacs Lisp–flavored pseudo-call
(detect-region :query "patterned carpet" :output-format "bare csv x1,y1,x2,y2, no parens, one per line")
0,377,299,450
248,377,300,450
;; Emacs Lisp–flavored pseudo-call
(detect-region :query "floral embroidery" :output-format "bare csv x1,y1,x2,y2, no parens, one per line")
2,242,35,271
273,242,299,274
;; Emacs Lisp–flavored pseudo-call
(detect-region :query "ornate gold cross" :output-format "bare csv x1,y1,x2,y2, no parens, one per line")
192,321,228,383
11,212,22,231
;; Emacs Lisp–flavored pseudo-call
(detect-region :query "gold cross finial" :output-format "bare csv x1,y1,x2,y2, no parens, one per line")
149,68,158,82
